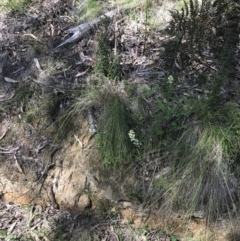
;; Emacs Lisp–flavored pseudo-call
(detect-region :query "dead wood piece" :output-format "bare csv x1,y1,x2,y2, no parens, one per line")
7,220,18,235
0,146,19,154
0,126,9,140
0,91,15,101
49,186,58,209
14,155,24,174
88,110,97,134
54,5,131,50
34,140,50,154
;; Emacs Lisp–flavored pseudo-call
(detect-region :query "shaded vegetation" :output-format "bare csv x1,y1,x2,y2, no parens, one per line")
0,0,240,240
53,0,240,221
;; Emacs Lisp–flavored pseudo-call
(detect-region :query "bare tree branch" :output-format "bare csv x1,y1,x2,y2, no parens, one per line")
54,5,130,50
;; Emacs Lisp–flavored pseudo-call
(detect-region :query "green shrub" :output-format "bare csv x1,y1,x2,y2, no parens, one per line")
94,17,122,82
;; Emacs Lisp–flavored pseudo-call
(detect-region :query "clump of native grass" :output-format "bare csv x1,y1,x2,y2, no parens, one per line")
2,82,34,110
96,93,134,165
0,0,32,12
57,74,137,165
75,0,148,20
169,109,240,217
53,15,138,165
1,82,46,127
143,102,240,220
76,0,102,22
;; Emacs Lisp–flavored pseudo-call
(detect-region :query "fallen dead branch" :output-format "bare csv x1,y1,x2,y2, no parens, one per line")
54,4,132,50
0,146,19,154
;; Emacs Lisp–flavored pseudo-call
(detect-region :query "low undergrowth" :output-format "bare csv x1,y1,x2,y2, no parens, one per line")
163,113,240,216
0,0,239,239
140,0,240,221
53,0,240,222
0,0,32,12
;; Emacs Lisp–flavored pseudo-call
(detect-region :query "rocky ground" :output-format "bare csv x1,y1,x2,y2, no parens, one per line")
0,198,182,241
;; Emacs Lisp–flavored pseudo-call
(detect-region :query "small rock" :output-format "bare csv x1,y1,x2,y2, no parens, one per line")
77,194,91,211
192,210,205,219
121,201,132,209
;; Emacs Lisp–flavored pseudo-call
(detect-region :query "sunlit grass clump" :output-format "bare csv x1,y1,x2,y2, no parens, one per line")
152,105,240,219
171,124,238,215
97,94,134,165
57,74,136,165
0,0,32,12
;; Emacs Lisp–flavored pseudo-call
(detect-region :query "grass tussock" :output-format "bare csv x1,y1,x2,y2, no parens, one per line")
3,82,34,109
97,94,134,165
171,125,238,214
57,75,137,165
0,0,32,12
78,0,101,21
148,104,240,219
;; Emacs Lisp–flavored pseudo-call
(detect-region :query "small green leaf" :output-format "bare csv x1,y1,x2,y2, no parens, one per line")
163,139,168,147
157,100,166,110
157,129,163,135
